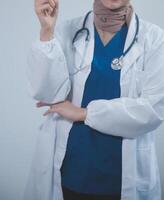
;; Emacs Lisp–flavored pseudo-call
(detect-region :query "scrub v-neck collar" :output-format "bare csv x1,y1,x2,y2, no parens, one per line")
94,23,128,49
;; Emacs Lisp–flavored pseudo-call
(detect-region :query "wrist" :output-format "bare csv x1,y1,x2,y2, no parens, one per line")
78,108,87,122
40,27,54,41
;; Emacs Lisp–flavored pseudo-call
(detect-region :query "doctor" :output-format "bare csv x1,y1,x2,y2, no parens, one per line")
24,0,164,200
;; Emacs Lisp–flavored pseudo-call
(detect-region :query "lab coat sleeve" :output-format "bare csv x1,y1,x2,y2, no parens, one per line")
84,41,164,139
26,21,71,104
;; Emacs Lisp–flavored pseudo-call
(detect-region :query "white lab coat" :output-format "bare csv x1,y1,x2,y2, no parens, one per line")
23,10,164,200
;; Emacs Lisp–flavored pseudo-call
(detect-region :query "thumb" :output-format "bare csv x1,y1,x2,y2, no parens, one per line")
43,108,53,116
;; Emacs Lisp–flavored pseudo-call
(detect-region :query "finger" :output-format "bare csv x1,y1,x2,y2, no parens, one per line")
45,9,49,17
43,109,51,116
37,3,53,15
49,7,55,17
36,101,58,107
43,108,54,116
42,4,53,13
48,0,56,8
50,0,58,16
35,0,48,8
53,0,59,9
36,102,47,107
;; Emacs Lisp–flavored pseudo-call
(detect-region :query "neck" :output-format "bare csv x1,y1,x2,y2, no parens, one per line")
94,22,116,46
93,0,133,33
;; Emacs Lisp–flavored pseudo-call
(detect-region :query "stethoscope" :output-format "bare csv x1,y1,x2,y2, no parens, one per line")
51,10,140,101
70,10,139,75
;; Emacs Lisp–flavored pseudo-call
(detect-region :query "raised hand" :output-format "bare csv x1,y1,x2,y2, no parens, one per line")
34,0,59,41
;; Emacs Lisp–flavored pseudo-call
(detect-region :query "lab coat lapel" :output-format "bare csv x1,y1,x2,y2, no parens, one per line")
73,11,95,72
121,12,144,81
73,11,144,82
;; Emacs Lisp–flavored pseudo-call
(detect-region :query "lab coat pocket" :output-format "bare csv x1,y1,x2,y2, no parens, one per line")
136,147,157,191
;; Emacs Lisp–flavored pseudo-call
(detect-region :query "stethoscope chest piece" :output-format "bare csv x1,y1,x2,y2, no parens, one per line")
111,56,123,70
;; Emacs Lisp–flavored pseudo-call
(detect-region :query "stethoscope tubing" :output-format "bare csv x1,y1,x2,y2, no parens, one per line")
52,11,140,101
72,10,140,72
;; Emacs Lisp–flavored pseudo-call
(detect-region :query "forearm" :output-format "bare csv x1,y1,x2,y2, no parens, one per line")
26,36,71,104
84,97,164,139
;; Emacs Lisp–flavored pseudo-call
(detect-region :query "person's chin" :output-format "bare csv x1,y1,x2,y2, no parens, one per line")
101,0,125,10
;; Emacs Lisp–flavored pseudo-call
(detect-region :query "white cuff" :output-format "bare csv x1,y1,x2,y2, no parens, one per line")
84,100,99,128
31,36,64,60
32,36,58,54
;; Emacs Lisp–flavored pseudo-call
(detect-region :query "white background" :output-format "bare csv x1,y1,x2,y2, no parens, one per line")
0,0,164,199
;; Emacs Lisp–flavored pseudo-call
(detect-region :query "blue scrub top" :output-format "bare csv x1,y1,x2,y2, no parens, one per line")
60,23,128,195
